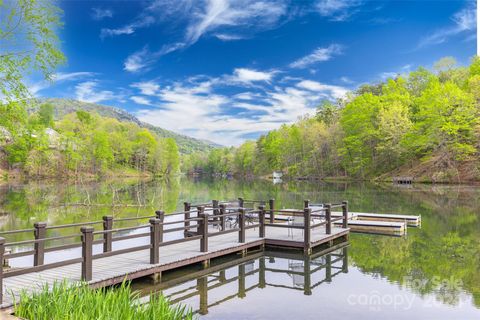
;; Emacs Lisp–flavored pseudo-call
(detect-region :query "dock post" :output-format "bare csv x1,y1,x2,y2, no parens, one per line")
149,219,160,264
197,277,208,315
198,206,208,252
102,216,113,253
325,204,332,235
326,254,332,282
342,201,349,229
258,205,266,238
238,197,244,208
212,200,219,223
81,226,94,281
219,204,226,231
304,199,310,208
304,208,311,253
238,264,246,298
259,257,266,289
342,246,349,273
0,237,4,304
184,202,191,237
33,222,47,266
269,199,275,223
155,210,165,242
239,208,245,243
303,255,312,295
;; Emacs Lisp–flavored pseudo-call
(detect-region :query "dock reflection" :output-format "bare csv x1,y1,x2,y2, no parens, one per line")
135,243,349,315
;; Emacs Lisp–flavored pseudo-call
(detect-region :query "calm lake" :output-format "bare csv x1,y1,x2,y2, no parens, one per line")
1,177,479,319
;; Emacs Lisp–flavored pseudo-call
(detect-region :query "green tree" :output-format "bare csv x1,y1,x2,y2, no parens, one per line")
0,0,65,102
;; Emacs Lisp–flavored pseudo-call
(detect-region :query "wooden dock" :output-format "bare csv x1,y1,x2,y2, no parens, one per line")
0,199,350,309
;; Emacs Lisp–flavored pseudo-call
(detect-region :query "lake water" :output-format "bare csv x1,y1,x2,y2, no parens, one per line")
0,177,479,319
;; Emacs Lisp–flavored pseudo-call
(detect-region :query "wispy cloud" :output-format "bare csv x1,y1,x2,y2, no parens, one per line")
214,33,246,41
314,0,362,21
290,44,344,69
100,16,155,39
132,69,349,145
75,81,118,103
229,68,275,84
131,96,153,106
417,3,476,49
91,8,113,21
28,72,96,96
123,47,156,73
131,81,160,96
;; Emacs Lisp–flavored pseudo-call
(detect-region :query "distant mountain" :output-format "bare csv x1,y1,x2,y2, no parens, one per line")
30,98,220,154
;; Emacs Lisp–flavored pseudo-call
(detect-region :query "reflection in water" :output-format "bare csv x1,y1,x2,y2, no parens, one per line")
133,245,349,316
0,178,479,317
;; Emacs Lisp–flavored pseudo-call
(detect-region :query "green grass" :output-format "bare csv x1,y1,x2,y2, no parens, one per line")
14,281,195,320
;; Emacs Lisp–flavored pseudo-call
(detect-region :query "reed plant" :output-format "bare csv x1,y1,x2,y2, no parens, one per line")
14,280,194,320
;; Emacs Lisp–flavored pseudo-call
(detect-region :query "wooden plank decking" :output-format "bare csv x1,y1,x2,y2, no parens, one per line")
1,226,349,309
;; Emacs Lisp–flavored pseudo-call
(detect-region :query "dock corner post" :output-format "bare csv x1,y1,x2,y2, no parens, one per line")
304,208,311,253
239,208,245,243
212,200,219,222
33,222,47,266
325,203,332,235
219,204,226,231
197,206,208,253
81,226,94,282
102,216,113,253
269,198,275,223
342,200,349,229
155,210,165,242
304,199,310,209
238,197,244,208
303,255,312,296
258,205,266,238
342,246,349,273
149,218,160,264
0,237,4,304
184,202,191,237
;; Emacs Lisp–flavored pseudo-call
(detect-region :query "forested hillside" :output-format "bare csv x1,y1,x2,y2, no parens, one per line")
30,98,219,154
0,103,180,178
183,57,480,183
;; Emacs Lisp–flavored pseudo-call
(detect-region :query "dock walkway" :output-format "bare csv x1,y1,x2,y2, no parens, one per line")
0,200,350,309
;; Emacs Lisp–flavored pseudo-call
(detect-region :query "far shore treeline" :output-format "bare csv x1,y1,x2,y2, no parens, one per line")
0,105,180,178
183,57,480,183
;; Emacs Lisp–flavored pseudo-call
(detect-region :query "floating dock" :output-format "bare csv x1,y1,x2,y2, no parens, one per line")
332,219,406,236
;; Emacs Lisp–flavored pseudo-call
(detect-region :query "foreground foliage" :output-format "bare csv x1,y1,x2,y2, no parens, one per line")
15,281,194,320
183,57,480,181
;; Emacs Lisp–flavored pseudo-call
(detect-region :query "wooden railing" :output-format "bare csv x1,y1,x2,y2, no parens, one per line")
0,198,349,303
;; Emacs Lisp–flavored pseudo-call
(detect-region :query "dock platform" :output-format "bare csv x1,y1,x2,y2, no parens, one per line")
0,201,350,309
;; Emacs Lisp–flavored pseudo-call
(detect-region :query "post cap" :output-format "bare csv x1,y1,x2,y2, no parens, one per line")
258,205,266,210
102,215,113,221
80,226,94,233
34,222,47,228
149,218,161,224
155,210,165,215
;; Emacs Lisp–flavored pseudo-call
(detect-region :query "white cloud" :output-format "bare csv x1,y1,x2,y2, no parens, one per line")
28,72,96,96
133,71,348,145
100,16,155,39
417,3,476,49
315,0,362,21
131,96,153,106
91,8,113,20
290,44,343,68
124,47,156,73
230,68,274,83
214,33,245,41
296,80,348,99
131,81,160,96
75,81,117,103
117,0,288,62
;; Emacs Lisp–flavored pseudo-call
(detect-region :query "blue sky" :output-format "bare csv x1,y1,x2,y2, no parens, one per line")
31,0,477,145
